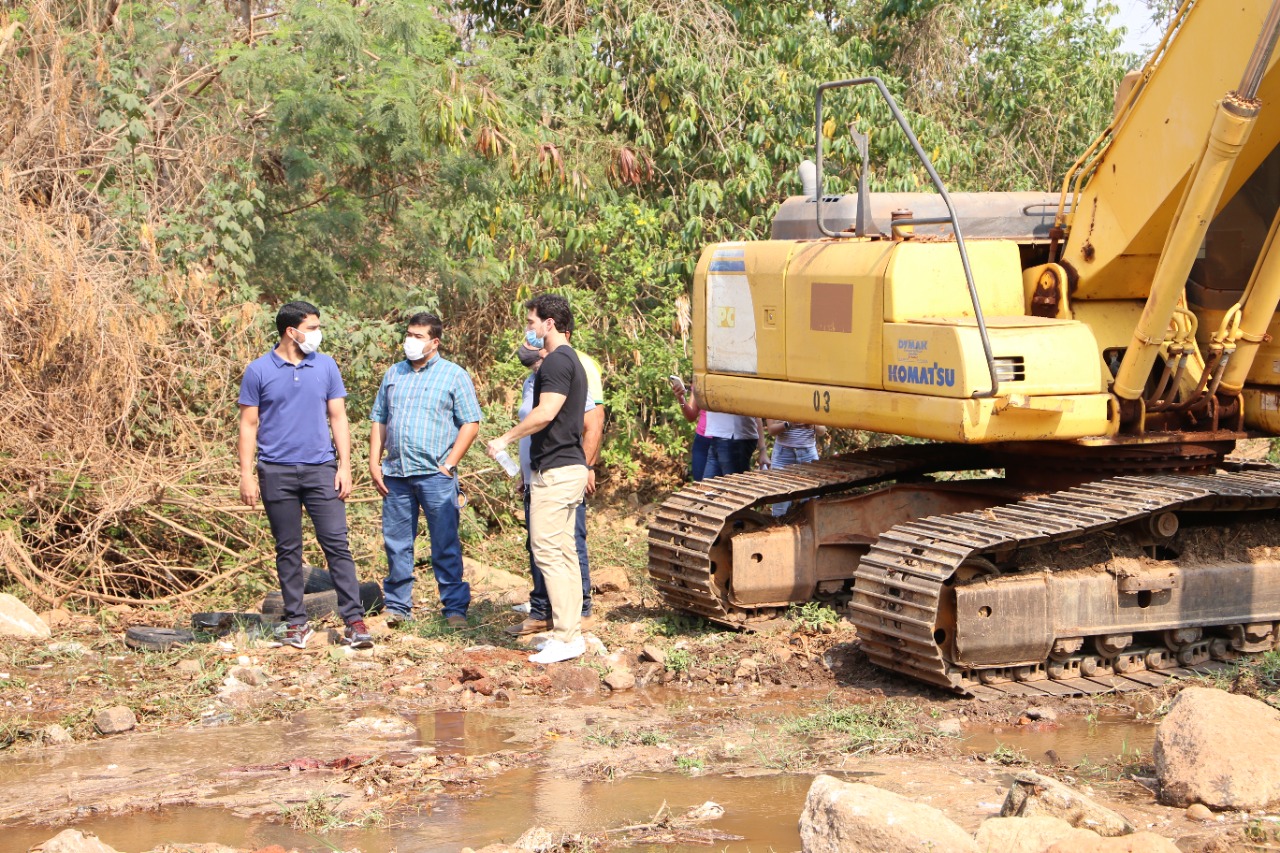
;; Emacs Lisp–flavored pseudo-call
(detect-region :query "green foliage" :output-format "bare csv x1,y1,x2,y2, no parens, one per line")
988,742,1030,766
654,612,712,638
788,601,840,632
37,0,1137,529
196,0,1133,475
280,791,384,832
784,698,926,754
664,647,693,673
155,166,266,295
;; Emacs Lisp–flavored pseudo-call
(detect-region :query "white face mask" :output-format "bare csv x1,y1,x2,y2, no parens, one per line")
404,337,427,361
294,328,322,355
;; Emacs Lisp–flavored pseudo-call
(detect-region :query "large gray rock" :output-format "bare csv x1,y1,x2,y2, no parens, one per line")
1001,771,1134,836
1155,686,1280,810
1043,832,1179,852
31,829,121,852
974,815,1096,853
0,593,51,638
800,774,979,853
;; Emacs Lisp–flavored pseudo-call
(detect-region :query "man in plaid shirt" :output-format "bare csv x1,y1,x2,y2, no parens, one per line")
369,312,482,628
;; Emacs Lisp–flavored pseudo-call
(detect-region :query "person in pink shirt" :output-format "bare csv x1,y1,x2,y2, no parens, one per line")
671,380,710,481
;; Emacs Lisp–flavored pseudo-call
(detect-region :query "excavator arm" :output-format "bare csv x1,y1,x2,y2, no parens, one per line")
1059,0,1280,427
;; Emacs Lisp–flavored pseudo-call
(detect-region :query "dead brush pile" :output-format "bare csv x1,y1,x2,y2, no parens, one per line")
0,1,273,608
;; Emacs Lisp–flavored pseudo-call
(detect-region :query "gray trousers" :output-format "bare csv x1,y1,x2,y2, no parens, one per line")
257,460,364,625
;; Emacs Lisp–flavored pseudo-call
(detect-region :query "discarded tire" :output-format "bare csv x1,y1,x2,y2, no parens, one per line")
191,612,270,637
300,564,337,594
260,581,384,621
125,626,197,651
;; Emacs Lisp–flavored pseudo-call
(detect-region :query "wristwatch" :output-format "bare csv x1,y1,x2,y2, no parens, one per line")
441,462,456,476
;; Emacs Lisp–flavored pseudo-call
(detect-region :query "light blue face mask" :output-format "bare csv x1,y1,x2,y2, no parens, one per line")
525,330,544,349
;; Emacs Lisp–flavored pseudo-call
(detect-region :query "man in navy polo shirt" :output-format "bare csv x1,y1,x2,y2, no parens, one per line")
238,300,372,650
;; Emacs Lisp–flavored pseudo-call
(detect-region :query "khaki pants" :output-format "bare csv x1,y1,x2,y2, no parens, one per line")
529,464,589,643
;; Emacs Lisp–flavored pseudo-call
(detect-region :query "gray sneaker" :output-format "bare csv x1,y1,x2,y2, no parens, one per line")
385,610,411,628
343,619,374,649
281,622,314,649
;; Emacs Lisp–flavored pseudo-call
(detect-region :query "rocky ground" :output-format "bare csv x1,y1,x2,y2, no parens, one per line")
4,503,1280,853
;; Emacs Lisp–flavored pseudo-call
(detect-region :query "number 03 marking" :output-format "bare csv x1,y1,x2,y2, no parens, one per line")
812,390,830,413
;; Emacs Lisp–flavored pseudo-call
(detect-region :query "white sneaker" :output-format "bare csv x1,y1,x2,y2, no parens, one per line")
511,602,531,614
528,637,586,664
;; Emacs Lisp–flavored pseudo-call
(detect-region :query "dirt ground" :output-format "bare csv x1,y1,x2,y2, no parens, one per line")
0,503,1273,852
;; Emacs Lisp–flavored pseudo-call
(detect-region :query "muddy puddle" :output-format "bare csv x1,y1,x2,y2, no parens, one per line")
961,716,1156,766
0,709,510,788
4,702,1160,853
7,771,816,852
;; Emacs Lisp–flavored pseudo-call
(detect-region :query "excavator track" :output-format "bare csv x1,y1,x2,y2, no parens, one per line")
647,444,987,624
649,452,1280,698
855,464,1280,698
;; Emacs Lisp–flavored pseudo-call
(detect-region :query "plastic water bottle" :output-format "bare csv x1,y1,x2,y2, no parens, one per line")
495,450,520,477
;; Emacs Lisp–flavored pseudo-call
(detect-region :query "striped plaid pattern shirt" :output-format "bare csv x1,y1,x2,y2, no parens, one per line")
369,355,482,477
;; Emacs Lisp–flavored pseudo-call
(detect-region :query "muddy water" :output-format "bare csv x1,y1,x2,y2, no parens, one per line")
961,716,1156,766
0,709,508,788
7,771,814,852
5,707,1157,853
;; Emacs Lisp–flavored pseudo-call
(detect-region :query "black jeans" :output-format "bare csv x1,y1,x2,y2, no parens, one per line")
257,460,364,625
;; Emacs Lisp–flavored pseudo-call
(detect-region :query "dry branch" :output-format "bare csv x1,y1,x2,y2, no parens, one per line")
0,0,271,608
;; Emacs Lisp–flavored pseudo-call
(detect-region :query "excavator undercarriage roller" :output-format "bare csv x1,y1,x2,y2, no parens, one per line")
647,447,1280,698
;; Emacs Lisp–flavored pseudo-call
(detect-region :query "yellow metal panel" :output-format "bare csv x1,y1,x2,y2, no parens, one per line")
782,240,891,386
692,245,710,376
1243,386,1280,433
743,242,793,380
694,241,801,380
884,319,1104,399
1247,339,1280,385
884,240,1025,322
1070,300,1145,387
696,374,1114,443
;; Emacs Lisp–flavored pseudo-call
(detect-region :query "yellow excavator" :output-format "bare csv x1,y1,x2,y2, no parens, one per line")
648,0,1280,698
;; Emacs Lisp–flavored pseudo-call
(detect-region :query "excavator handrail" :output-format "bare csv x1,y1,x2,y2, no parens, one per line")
814,76,1000,399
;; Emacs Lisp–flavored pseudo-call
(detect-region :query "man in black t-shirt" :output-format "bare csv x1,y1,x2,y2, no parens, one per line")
488,294,589,664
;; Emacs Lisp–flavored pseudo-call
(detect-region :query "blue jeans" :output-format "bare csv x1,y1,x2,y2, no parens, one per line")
703,437,756,479
691,432,711,482
770,443,820,516
381,473,469,618
524,489,591,620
